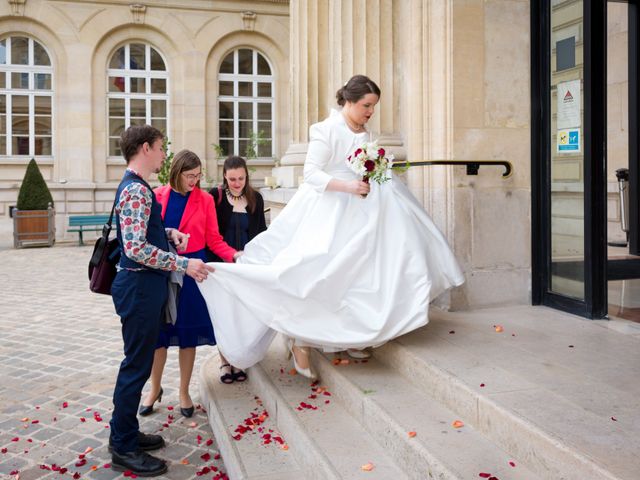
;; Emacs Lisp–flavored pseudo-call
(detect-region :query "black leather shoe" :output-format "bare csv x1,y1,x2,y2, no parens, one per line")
111,450,168,477
180,405,194,418
138,387,163,416
109,432,165,453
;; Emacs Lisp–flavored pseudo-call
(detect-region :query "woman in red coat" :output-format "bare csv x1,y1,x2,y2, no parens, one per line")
139,149,240,418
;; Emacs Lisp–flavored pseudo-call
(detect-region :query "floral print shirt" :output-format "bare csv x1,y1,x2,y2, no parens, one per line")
117,170,189,272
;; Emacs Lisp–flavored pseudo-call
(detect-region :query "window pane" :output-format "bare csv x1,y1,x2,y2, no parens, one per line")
0,72,4,89
238,82,252,97
12,96,29,115
150,78,166,94
33,42,50,66
130,99,146,117
238,102,252,120
238,49,252,74
258,83,272,97
34,136,51,155
150,48,165,71
109,137,121,157
257,53,271,75
11,72,29,89
239,121,252,138
13,136,30,154
34,96,51,115
219,139,233,156
0,114,5,134
130,118,146,126
258,140,272,158
109,76,126,92
34,116,51,135
12,116,29,134
239,140,249,156
257,122,272,138
219,81,233,96
130,44,145,70
34,73,51,90
0,95,5,114
219,101,233,119
0,135,5,155
220,52,234,74
0,39,6,64
151,99,166,117
258,103,271,120
109,98,125,116
219,120,233,138
109,118,125,136
12,37,29,65
110,47,125,69
151,118,166,133
130,77,146,93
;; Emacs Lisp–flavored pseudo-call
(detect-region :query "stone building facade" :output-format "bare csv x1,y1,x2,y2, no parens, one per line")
1,0,533,310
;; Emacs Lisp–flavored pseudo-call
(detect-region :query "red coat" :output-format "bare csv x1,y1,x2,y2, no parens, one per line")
154,185,236,263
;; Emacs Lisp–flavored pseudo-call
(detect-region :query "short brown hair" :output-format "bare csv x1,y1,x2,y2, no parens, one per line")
119,125,164,163
335,75,381,106
169,149,202,194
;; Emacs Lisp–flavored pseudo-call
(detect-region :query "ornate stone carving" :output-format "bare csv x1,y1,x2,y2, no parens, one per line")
241,11,257,31
8,0,26,16
130,3,146,24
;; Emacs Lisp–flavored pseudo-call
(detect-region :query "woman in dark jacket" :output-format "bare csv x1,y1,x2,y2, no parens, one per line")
209,155,267,383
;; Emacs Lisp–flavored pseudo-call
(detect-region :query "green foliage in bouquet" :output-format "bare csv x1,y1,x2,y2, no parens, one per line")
16,158,54,210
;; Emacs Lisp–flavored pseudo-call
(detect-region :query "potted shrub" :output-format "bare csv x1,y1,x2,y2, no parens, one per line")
13,158,55,248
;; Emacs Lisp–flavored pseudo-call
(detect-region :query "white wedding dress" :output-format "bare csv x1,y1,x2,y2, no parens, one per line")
198,110,465,369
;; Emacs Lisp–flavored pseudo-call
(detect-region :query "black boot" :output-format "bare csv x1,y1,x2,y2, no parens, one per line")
111,450,168,477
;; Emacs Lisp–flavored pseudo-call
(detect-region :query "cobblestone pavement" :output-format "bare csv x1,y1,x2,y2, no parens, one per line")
0,244,227,479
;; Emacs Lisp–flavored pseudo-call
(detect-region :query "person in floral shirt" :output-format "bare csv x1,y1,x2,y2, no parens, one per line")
108,125,214,477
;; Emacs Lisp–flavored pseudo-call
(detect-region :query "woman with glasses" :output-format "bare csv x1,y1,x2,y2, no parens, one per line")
139,149,241,418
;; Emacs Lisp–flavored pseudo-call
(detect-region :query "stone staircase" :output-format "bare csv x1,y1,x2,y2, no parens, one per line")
199,306,640,479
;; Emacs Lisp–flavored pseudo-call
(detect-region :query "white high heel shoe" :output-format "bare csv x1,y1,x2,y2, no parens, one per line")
286,338,318,381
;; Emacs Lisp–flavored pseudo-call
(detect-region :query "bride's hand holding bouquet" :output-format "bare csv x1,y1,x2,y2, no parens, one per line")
346,140,394,198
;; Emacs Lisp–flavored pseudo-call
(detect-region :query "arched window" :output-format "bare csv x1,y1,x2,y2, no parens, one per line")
0,36,53,157
218,48,274,158
107,43,168,157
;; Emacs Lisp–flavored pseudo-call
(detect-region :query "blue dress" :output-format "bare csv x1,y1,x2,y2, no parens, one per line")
224,212,250,250
157,189,216,348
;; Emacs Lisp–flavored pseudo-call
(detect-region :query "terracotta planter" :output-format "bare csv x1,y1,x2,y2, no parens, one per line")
13,206,56,248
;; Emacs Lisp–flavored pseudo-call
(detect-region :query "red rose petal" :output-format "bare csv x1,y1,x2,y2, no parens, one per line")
611,416,618,421
206,439,213,446
479,474,491,478
201,452,211,461
62,402,68,408
509,461,516,467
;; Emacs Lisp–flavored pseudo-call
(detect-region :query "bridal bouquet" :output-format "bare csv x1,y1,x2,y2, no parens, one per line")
346,141,394,193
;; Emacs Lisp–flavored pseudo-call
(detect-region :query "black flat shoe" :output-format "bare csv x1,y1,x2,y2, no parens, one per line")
138,387,163,416
111,449,168,477
219,363,234,384
232,367,247,382
109,432,165,453
180,405,194,418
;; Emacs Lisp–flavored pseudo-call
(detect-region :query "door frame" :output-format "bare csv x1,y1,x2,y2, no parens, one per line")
531,0,608,318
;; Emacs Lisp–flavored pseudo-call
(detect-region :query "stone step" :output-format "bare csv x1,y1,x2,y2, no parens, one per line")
312,350,541,480
377,308,637,479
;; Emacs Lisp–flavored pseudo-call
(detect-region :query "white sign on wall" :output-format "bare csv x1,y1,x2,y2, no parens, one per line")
557,79,581,129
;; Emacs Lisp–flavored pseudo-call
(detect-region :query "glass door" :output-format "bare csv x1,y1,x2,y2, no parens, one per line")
532,0,608,318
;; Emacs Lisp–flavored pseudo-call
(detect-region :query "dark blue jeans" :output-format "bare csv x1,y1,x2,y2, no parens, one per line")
109,269,168,453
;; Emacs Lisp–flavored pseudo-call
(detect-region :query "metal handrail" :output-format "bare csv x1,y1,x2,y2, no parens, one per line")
393,160,513,178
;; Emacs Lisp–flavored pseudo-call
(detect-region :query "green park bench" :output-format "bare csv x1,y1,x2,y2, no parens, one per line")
68,214,111,246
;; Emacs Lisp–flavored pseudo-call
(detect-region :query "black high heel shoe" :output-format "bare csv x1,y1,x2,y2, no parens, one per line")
180,405,195,418
138,387,163,416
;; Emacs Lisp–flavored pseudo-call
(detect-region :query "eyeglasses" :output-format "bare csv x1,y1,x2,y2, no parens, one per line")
182,173,203,181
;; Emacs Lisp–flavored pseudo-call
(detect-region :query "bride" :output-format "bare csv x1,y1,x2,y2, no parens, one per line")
198,75,464,379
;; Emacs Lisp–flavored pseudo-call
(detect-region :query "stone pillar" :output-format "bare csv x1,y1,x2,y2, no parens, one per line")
275,0,405,189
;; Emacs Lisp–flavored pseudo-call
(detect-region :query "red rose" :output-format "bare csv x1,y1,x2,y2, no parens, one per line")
378,148,385,157
364,160,375,172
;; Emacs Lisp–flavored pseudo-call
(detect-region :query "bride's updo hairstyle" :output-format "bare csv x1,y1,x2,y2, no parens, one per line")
336,75,381,106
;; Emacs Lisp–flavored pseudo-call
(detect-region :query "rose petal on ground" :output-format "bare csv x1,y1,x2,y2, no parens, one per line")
611,416,618,421
11,437,19,442
75,459,87,467
1,448,7,453
59,468,68,474
62,402,68,408
84,447,93,454
569,345,574,348
214,453,221,460
289,368,298,375
206,438,214,446
509,461,516,467
332,358,341,365
103,464,111,468
479,474,491,479
408,431,417,438
201,453,211,461
20,418,29,422
340,359,350,365
73,473,81,479
452,420,464,428
494,325,504,333
449,330,455,334
361,462,374,471
189,421,197,427
90,466,98,471
80,418,86,422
